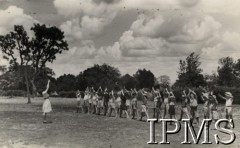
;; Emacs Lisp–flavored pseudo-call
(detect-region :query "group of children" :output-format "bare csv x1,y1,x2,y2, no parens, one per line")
74,86,234,129
41,80,234,129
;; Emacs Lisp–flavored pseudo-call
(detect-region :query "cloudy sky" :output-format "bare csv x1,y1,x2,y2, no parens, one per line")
0,0,240,82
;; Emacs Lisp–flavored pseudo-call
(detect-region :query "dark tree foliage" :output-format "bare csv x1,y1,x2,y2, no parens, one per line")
134,69,155,89
217,57,239,87
120,74,138,90
0,24,68,103
76,64,121,90
56,74,77,91
75,72,88,91
175,52,206,87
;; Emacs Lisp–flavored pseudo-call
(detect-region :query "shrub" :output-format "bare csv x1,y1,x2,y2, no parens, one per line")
0,89,26,97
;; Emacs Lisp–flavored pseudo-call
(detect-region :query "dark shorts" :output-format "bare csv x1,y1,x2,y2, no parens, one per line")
120,104,127,110
169,105,175,115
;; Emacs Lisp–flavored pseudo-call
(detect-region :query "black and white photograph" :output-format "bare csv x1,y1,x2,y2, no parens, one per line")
0,0,239,147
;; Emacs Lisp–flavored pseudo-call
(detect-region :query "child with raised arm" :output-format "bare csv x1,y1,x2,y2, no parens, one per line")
152,87,162,120
108,90,117,117
188,89,199,126
103,88,110,116
218,92,234,129
168,90,176,123
131,88,138,119
76,90,81,113
209,94,219,129
201,88,210,119
42,80,52,123
178,90,190,121
163,88,170,119
92,90,98,114
139,89,149,121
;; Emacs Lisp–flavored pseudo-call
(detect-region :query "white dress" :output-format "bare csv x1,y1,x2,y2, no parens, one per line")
42,99,52,114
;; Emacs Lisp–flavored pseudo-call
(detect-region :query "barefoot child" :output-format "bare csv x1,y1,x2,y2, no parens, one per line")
218,92,234,129
152,87,162,120
209,94,219,129
201,90,210,119
188,89,199,126
178,90,190,121
103,88,110,116
108,91,117,117
76,90,81,113
140,89,149,121
168,91,176,124
97,86,104,115
163,88,170,119
92,91,98,114
42,80,52,123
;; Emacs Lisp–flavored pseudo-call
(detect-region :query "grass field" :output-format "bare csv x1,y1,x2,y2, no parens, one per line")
0,97,239,148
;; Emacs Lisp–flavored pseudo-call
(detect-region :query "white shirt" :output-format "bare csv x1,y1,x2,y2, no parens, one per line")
226,98,233,107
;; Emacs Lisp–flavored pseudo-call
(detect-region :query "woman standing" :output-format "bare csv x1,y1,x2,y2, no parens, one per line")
76,90,82,113
42,80,52,124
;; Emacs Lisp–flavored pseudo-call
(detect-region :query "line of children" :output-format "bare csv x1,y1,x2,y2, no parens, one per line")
71,86,235,129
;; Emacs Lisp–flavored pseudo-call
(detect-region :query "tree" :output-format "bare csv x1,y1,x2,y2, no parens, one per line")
234,59,240,81
134,69,155,89
217,57,237,87
120,74,138,89
0,70,24,90
56,74,77,91
0,24,68,103
77,64,121,89
156,75,171,89
0,65,6,74
0,25,32,102
175,52,206,87
75,72,88,91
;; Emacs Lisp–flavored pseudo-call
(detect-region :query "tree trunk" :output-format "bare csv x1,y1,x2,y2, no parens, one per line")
24,66,31,104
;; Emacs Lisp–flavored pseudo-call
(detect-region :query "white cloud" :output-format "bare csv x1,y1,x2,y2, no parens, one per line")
0,6,38,35
130,13,164,38
54,0,118,43
169,16,222,43
0,6,39,66
97,42,122,60
50,0,240,82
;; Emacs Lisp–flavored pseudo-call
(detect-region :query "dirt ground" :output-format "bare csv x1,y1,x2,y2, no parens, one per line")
0,97,239,148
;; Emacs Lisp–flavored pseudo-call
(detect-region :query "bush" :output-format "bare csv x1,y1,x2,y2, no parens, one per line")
0,89,26,97
58,91,76,98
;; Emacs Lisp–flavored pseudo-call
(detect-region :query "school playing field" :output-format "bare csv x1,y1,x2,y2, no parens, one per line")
0,97,239,148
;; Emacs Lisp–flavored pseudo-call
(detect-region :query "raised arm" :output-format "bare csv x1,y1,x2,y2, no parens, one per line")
183,90,187,97
218,94,226,100
169,91,175,98
42,80,50,94
214,96,218,104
